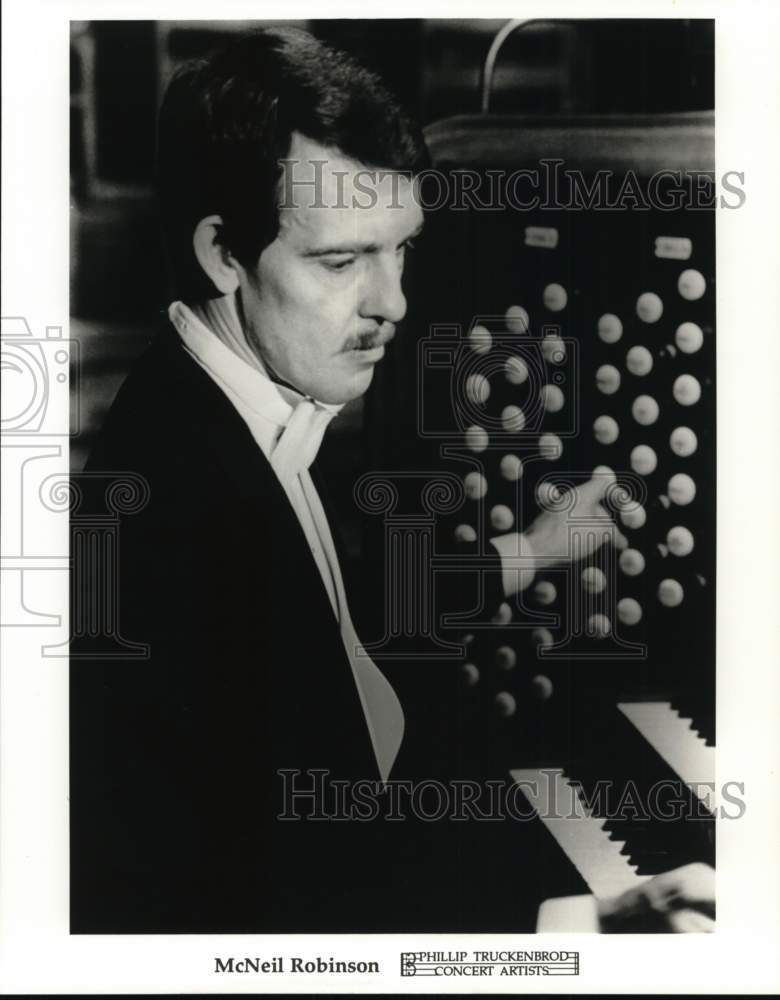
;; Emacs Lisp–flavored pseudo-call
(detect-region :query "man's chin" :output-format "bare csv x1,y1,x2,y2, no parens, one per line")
322,365,375,406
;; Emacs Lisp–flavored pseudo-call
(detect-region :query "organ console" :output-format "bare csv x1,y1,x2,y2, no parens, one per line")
391,26,716,929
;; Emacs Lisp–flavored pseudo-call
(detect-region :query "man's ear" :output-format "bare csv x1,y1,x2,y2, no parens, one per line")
193,215,240,294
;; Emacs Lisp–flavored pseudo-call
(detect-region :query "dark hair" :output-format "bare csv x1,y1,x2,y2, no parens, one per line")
157,27,428,301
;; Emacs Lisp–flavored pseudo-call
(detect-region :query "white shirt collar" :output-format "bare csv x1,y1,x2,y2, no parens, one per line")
169,298,342,482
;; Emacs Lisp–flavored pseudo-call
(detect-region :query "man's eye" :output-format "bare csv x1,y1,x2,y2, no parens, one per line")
399,238,416,253
321,256,356,272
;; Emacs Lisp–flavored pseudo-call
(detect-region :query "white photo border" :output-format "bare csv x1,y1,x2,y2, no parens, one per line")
1,0,779,993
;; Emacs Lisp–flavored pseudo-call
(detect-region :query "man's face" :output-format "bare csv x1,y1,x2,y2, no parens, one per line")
235,133,424,404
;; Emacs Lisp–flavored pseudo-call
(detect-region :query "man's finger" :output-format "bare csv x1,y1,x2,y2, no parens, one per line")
588,466,616,501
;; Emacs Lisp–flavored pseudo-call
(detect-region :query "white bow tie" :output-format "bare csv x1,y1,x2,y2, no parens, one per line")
270,397,337,485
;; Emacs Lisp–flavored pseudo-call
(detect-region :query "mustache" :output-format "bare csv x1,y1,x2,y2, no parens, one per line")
345,326,396,351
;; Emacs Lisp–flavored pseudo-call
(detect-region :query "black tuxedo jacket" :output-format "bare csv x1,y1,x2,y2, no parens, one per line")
70,325,547,933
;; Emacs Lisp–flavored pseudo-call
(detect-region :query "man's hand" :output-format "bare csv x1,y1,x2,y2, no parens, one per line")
598,863,715,933
524,473,627,570
490,472,627,597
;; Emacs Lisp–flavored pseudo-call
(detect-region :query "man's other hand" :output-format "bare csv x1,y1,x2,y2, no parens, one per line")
523,472,627,570
490,472,627,597
598,862,715,932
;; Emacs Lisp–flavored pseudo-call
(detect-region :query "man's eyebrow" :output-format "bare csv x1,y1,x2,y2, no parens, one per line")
301,221,425,258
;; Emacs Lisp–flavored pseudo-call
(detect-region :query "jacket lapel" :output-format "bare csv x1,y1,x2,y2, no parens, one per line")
156,325,380,778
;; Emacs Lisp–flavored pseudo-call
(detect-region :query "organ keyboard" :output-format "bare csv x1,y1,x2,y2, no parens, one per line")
618,701,716,811
511,766,651,900
513,697,715,930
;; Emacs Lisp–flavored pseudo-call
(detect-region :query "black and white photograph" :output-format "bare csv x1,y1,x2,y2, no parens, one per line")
2,1,779,994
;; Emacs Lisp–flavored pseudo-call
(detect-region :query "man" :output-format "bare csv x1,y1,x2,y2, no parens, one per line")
71,26,707,935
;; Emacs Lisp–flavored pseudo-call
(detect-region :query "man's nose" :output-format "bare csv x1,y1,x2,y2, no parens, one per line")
359,256,407,325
